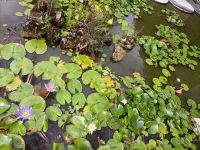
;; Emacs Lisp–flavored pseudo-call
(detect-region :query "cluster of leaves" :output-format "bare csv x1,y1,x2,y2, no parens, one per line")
99,73,199,150
102,0,153,35
161,9,184,27
55,0,154,37
138,25,200,79
0,42,49,149
17,0,34,16
0,37,199,150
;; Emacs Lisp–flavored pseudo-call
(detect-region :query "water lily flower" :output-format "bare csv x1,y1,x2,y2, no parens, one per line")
17,106,32,121
176,78,181,82
44,82,57,92
88,122,96,134
121,98,127,105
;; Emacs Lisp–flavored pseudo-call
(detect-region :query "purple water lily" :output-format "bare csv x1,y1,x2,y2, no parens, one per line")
44,82,57,92
17,106,32,121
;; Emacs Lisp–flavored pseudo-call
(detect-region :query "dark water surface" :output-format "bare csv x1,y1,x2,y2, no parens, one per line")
0,0,200,149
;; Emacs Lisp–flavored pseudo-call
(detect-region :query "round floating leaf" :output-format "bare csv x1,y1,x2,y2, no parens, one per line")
66,125,87,139
0,68,14,87
56,89,71,105
10,58,33,75
66,116,87,138
9,121,26,136
72,55,94,69
87,93,110,113
0,134,25,150
46,106,62,121
34,61,57,80
64,63,82,79
9,134,25,150
67,79,82,94
110,104,124,117
8,83,34,102
20,96,46,113
0,133,11,145
25,39,47,54
74,138,92,150
0,43,25,60
6,76,22,91
0,98,10,114
82,70,101,85
72,93,86,109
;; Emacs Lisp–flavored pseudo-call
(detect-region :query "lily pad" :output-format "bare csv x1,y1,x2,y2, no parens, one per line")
0,43,25,60
46,106,62,121
8,83,34,102
0,98,10,114
25,39,47,54
10,58,33,75
20,96,46,113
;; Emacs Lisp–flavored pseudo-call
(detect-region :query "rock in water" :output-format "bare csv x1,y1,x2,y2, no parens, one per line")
112,45,127,62
50,11,65,27
46,26,61,46
152,0,169,4
169,0,194,13
112,37,135,62
21,12,46,38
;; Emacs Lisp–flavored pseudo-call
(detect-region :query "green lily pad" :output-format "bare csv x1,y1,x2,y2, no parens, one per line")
72,93,86,110
0,43,25,60
67,79,82,94
25,39,47,54
56,89,71,105
8,83,34,102
64,63,82,79
0,98,10,115
10,58,33,75
0,68,14,87
46,106,62,121
20,96,46,113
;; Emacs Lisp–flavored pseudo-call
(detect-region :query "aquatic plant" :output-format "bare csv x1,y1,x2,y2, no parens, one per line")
138,24,200,79
17,106,32,121
44,82,57,92
161,9,184,27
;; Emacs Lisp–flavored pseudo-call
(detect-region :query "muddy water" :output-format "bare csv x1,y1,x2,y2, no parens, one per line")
0,0,200,149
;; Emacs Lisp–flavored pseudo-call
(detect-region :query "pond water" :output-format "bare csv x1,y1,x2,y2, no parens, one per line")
0,0,200,149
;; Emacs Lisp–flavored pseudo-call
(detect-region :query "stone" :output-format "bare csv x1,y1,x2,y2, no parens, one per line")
51,11,65,27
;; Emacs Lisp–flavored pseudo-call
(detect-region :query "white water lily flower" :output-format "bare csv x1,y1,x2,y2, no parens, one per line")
121,98,127,105
176,78,181,82
88,122,96,134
